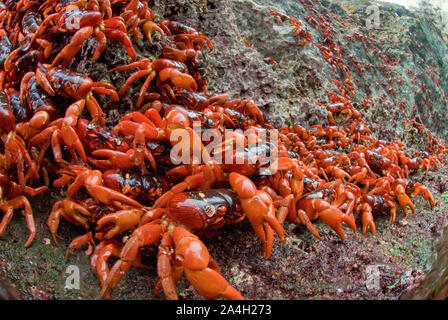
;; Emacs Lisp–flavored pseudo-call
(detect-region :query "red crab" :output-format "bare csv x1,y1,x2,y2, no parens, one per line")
110,58,198,107
95,173,286,299
32,7,136,66
24,63,118,163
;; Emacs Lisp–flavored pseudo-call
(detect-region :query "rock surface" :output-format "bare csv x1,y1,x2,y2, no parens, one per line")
152,0,448,145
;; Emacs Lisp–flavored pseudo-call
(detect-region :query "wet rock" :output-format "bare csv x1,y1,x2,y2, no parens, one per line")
150,0,448,145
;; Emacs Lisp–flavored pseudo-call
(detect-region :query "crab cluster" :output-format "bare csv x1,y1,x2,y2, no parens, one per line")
0,0,446,300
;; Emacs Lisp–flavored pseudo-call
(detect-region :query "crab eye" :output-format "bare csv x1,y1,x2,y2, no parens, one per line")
217,205,227,216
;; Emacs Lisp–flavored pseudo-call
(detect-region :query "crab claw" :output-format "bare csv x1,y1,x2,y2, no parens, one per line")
87,185,143,209
171,227,244,300
359,203,376,235
158,67,198,92
297,198,356,240
90,149,137,170
411,185,436,209
98,223,163,299
243,100,264,124
395,184,415,215
142,20,164,45
47,199,91,245
60,122,87,163
66,232,94,259
229,172,285,259
315,200,356,240
96,209,143,239
325,166,350,182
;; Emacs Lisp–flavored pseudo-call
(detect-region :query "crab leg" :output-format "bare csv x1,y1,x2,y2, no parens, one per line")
170,227,244,300
0,196,35,247
52,27,93,67
98,223,163,299
229,172,285,259
96,209,144,239
394,184,415,215
66,232,95,258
